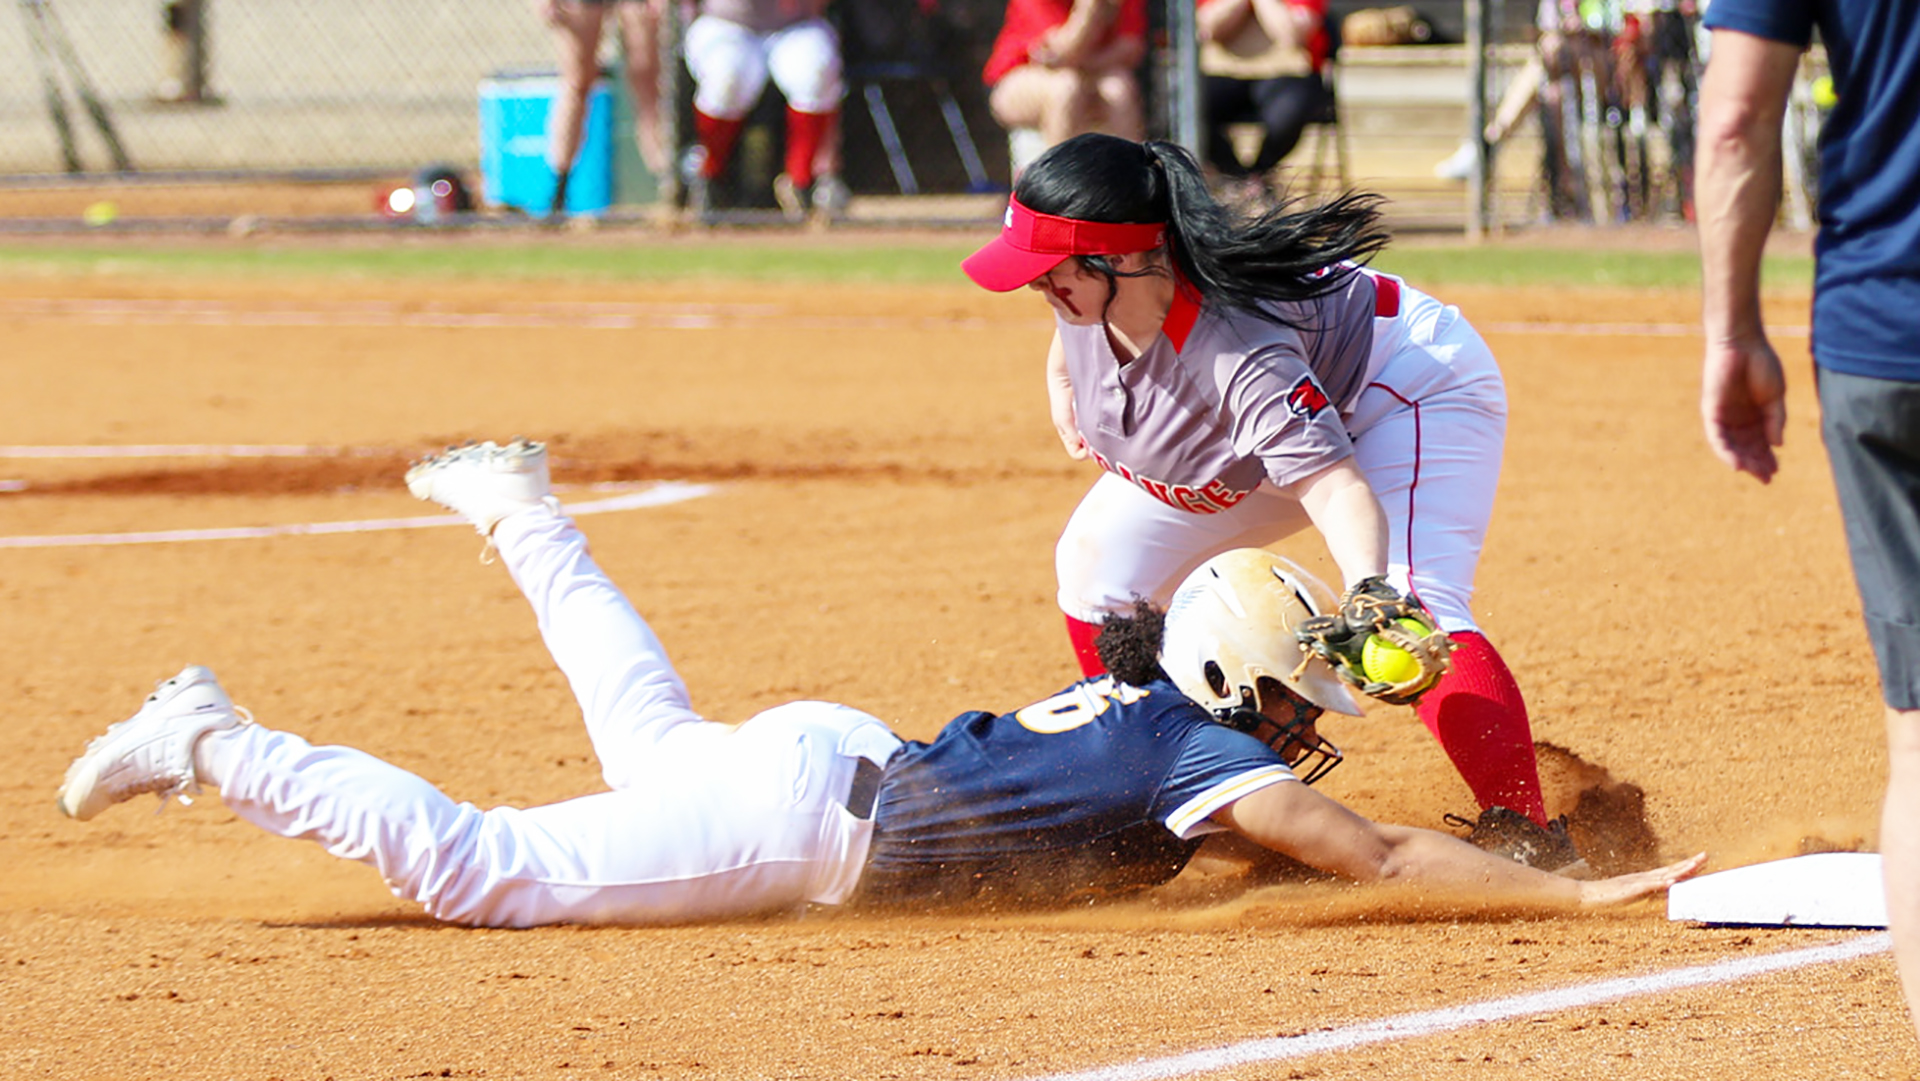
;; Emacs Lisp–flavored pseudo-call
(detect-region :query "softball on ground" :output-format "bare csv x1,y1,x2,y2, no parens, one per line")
1360,618,1432,685
82,201,118,227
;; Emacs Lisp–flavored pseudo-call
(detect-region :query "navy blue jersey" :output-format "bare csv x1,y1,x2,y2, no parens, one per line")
856,676,1297,908
1704,0,1920,380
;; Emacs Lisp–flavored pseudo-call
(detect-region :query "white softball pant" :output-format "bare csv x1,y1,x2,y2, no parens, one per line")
1056,280,1508,634
201,505,901,927
684,14,843,119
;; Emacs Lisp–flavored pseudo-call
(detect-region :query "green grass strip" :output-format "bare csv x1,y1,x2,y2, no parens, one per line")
0,234,1814,291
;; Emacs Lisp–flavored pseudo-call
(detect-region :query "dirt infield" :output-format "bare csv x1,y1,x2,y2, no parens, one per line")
1,261,1909,1080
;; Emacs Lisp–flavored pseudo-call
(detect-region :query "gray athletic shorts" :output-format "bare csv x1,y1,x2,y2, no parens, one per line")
1819,366,1920,710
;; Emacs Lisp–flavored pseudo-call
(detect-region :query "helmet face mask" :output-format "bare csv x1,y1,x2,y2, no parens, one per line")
1159,549,1363,784
1220,676,1342,785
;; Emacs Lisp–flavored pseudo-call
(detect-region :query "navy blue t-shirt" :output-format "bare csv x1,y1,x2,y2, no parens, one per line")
1703,0,1920,379
857,676,1298,908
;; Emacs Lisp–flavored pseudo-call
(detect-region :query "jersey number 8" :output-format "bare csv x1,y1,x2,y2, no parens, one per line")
1014,677,1151,734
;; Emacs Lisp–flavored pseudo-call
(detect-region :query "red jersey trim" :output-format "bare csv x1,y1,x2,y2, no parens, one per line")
1163,283,1202,351
1373,275,1401,318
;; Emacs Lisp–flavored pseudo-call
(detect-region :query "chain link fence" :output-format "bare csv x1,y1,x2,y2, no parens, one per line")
3,0,569,176
0,0,1823,232
1,0,1016,216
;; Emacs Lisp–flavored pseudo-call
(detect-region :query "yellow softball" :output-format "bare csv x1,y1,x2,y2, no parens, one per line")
1812,74,1837,109
1361,618,1431,685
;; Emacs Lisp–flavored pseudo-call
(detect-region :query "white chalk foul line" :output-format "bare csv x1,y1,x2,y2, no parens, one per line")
1021,933,1890,1081
0,483,714,550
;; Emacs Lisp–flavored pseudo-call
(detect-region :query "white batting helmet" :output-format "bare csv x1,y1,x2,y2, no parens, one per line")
1160,549,1364,721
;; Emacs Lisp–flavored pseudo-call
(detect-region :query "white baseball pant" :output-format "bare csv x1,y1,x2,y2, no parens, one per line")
683,14,843,119
197,505,901,927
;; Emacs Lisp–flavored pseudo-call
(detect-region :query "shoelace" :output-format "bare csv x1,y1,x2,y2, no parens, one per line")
97,702,256,815
152,703,254,814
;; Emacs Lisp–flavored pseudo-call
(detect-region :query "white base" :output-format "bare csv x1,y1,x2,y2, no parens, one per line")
1668,852,1888,928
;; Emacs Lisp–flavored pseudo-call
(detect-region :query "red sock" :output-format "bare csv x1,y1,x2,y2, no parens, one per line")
1066,615,1106,678
1413,630,1548,825
783,107,834,188
693,109,744,179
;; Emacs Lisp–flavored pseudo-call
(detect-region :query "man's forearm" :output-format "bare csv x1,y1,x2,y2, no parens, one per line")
1696,29,1800,344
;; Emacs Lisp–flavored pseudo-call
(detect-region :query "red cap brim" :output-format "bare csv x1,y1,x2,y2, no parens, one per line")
961,237,1069,292
961,197,1168,292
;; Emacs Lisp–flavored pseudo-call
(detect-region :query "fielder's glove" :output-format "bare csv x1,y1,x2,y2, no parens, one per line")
1293,575,1453,706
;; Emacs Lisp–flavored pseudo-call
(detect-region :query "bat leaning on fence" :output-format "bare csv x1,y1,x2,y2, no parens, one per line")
18,0,133,173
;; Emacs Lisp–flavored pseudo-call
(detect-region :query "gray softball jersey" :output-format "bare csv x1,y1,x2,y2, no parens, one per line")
1062,270,1389,513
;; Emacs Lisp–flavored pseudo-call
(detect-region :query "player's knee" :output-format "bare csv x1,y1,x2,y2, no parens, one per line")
694,77,762,120
770,61,841,111
779,77,843,115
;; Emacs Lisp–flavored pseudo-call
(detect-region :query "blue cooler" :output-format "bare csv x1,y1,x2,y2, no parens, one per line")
478,72,613,215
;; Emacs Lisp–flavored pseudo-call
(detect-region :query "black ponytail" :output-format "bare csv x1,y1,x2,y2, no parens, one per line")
1014,133,1392,323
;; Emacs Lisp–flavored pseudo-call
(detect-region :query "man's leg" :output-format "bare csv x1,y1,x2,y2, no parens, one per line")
1885,707,1920,1039
1819,369,1920,1047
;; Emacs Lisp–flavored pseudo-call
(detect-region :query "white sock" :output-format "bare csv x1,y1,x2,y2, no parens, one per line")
192,725,248,788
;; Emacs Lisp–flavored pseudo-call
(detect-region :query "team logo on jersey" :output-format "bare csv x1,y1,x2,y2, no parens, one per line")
1088,450,1253,514
1285,375,1331,418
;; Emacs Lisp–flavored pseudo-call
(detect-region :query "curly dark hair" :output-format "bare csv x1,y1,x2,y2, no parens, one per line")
1092,599,1168,687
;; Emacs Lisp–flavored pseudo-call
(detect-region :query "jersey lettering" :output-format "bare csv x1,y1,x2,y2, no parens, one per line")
1014,677,1152,733
1088,449,1254,515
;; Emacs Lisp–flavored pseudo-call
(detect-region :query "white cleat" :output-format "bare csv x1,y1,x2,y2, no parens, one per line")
57,665,247,821
405,438,555,536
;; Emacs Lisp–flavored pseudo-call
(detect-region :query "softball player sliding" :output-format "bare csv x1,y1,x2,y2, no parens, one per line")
54,442,1700,925
963,133,1567,862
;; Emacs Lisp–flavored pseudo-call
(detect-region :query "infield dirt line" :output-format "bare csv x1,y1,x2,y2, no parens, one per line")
1020,933,1889,1081
0,296,1805,338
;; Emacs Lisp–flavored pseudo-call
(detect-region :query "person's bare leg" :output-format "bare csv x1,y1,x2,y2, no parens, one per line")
1041,71,1101,146
990,66,1096,148
1093,68,1144,139
1486,53,1545,144
616,0,668,175
546,1,608,210
1884,705,1920,1045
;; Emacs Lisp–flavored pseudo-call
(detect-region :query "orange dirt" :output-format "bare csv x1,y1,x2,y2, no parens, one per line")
1,259,1906,1079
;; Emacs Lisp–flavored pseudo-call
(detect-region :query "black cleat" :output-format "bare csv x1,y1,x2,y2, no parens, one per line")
1445,805,1584,873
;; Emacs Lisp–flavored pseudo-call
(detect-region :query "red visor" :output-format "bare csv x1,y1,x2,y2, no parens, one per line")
961,197,1168,292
